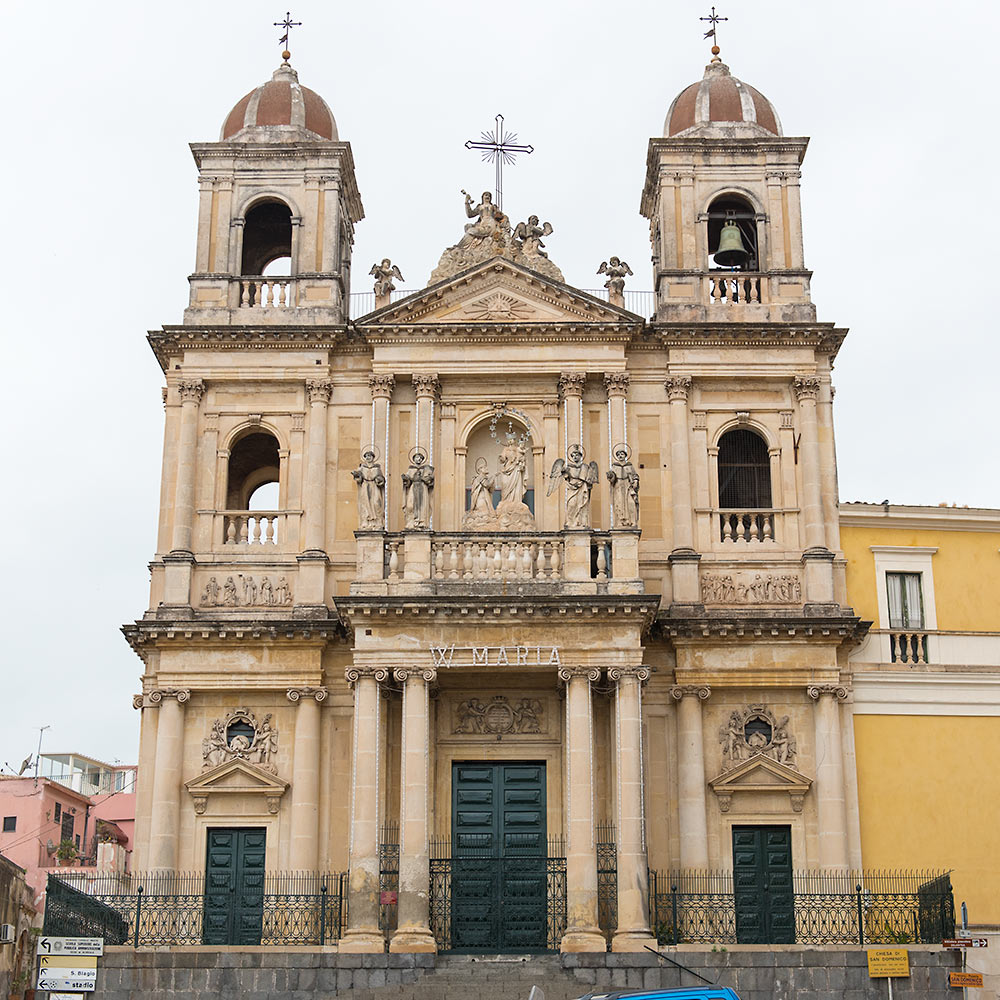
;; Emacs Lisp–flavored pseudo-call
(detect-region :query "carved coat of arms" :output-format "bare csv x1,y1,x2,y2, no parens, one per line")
719,705,796,769
202,708,278,774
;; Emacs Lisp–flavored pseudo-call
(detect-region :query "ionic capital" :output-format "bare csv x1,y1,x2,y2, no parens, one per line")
807,684,849,702
147,688,191,705
558,372,587,399
603,372,630,399
287,687,329,704
393,666,438,684
132,694,145,710
664,376,692,401
411,373,441,400
345,666,389,687
669,684,711,702
557,666,601,684
177,379,205,404
793,376,821,402
306,379,334,404
608,666,651,684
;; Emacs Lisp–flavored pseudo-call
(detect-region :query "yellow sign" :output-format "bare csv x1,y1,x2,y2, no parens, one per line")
867,949,911,978
951,972,984,988
40,955,98,969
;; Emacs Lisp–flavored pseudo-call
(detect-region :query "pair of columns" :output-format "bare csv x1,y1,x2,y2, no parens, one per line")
670,683,851,871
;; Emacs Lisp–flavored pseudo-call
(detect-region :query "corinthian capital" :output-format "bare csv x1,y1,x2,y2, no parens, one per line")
411,373,441,400
306,379,334,404
603,372,630,399
558,372,587,399
793,376,821,401
669,684,711,701
177,379,205,403
369,373,395,400
664,376,692,401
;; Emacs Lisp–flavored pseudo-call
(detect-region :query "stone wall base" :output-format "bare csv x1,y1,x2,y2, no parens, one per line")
88,945,964,1000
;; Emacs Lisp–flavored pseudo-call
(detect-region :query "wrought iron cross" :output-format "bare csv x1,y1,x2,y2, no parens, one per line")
274,11,302,56
465,114,533,212
700,6,728,46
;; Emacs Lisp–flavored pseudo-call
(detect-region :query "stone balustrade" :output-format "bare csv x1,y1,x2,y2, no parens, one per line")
239,276,295,309
718,509,777,544
889,630,930,665
706,271,763,305
429,535,567,581
222,510,284,546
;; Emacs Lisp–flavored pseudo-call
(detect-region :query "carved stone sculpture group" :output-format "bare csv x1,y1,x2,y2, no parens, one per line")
719,705,797,769
702,572,802,604
200,575,292,607
202,709,278,774
454,695,544,735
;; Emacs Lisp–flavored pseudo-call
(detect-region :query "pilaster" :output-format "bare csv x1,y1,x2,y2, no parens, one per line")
146,689,191,872
286,688,327,872
670,684,711,869
808,685,850,870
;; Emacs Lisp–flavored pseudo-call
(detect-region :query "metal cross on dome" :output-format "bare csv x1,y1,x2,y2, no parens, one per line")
700,6,728,48
465,115,533,212
274,11,302,58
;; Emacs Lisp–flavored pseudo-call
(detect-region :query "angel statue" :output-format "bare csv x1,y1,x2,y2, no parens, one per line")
607,443,640,527
548,445,599,528
597,256,634,306
401,448,434,530
352,447,386,530
514,215,554,261
370,259,404,302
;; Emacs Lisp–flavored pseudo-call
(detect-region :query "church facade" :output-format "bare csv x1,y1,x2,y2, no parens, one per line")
125,49,874,955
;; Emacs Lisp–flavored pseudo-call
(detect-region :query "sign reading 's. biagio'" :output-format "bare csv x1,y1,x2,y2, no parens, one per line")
430,645,562,668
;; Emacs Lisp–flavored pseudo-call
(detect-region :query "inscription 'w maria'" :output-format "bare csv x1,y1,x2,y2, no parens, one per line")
429,645,561,668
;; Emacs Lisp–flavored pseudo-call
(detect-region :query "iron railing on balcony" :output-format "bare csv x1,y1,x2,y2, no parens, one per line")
44,870,348,947
649,869,954,946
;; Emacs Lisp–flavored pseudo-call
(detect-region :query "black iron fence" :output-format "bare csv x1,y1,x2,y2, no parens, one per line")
596,821,618,943
379,821,400,936
649,869,954,946
44,870,348,946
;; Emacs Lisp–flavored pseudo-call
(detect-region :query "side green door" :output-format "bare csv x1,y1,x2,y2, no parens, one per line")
451,762,547,951
203,827,267,945
732,825,794,944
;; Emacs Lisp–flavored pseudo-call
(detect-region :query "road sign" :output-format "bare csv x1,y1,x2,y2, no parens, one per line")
867,949,910,978
36,974,97,992
40,955,98,970
50,994,89,1000
950,972,984,988
943,938,989,949
37,936,104,956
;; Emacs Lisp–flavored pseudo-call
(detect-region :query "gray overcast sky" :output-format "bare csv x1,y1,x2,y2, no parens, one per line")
1,0,997,768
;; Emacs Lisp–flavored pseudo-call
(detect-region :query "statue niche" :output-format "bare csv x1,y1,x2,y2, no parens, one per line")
462,409,535,531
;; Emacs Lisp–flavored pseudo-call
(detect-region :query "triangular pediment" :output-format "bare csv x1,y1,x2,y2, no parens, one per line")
709,753,811,813
357,258,643,328
185,759,289,815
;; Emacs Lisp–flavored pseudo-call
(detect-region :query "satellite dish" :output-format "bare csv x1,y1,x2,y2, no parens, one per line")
46,840,56,854
17,755,32,776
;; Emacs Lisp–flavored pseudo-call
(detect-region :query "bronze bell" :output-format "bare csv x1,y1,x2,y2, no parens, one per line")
714,220,749,267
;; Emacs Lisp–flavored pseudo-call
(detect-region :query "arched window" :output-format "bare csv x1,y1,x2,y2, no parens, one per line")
227,431,280,509
707,195,759,271
241,201,292,275
718,429,771,509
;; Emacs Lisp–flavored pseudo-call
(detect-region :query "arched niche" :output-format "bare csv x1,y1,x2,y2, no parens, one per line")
463,413,536,526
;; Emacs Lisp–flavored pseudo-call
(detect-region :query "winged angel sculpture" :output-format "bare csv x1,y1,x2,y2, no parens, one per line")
369,258,404,299
548,445,599,528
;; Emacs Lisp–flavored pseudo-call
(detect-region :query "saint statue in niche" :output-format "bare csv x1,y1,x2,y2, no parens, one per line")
402,448,434,530
494,436,535,530
352,447,386,530
549,445,599,528
463,457,496,528
607,443,640,527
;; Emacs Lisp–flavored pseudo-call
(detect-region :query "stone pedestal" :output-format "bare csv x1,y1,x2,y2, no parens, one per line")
562,529,592,582
609,529,642,593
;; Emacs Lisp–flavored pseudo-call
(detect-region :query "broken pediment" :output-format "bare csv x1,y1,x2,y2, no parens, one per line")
356,258,642,329
185,758,289,816
708,752,812,814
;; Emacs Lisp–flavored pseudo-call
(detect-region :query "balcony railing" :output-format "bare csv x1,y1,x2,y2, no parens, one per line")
706,272,763,305
718,509,777,544
221,510,284,546
238,276,296,309
889,630,930,664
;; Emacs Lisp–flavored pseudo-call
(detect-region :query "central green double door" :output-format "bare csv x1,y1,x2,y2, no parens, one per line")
451,762,548,951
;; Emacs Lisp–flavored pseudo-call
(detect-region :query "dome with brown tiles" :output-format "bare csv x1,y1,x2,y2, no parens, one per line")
221,62,338,142
664,58,781,137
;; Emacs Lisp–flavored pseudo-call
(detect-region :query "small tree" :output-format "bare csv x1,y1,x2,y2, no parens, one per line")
55,838,78,863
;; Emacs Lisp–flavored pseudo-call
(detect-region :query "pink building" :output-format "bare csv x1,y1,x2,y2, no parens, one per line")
0,754,137,907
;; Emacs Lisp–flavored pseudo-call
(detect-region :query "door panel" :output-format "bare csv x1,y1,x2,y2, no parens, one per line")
203,827,266,945
732,825,794,945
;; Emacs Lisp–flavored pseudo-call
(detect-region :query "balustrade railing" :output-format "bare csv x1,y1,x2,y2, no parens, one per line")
889,631,930,665
430,535,566,581
238,276,295,309
222,510,282,546
718,509,776,543
706,272,763,305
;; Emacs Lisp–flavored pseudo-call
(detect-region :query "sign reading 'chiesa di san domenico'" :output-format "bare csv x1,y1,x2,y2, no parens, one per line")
122,18,887,959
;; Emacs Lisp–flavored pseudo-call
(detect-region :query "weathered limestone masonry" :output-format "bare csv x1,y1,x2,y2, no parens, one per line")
94,948,959,1000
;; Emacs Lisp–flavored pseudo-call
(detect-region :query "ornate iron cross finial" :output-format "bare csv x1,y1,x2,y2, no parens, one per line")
274,11,302,60
700,6,728,52
465,114,533,212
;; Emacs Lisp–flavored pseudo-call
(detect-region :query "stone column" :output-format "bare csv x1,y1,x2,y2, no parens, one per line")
411,374,440,459
341,667,388,952
603,372,629,456
558,372,587,454
558,667,605,952
297,379,334,612
610,666,655,951
146,689,190,872
794,377,834,605
541,401,561,531
369,375,395,531
286,687,327,872
390,667,437,953
665,377,701,604
808,685,850,870
670,685,711,870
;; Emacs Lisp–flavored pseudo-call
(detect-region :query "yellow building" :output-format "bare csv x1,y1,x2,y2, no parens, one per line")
843,502,1000,979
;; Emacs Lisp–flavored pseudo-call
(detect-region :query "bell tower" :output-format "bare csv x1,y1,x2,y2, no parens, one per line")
184,55,364,324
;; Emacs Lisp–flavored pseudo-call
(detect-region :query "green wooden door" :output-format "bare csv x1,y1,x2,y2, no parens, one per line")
451,762,547,951
732,825,794,944
203,827,266,945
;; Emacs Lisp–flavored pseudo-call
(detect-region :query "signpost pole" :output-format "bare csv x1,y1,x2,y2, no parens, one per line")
962,902,969,1000
887,976,893,1000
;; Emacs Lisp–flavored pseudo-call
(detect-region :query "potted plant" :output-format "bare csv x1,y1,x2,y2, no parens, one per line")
55,838,79,866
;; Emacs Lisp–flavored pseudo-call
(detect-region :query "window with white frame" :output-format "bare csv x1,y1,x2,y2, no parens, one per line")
886,572,924,629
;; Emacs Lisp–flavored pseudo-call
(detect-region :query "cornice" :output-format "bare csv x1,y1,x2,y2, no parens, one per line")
121,619,348,656
653,610,870,643
839,503,1000,533
361,322,640,345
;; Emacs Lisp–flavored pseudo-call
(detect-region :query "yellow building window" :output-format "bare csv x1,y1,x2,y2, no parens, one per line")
886,572,924,629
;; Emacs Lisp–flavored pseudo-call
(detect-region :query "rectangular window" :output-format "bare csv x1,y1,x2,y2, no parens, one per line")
886,571,924,629
2,816,15,832
54,802,61,822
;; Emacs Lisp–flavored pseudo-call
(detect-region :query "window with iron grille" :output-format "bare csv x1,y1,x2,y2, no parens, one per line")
54,802,61,822
886,572,924,629
718,429,771,508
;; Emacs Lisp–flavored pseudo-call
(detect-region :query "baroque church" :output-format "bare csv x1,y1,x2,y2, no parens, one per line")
125,39,868,955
